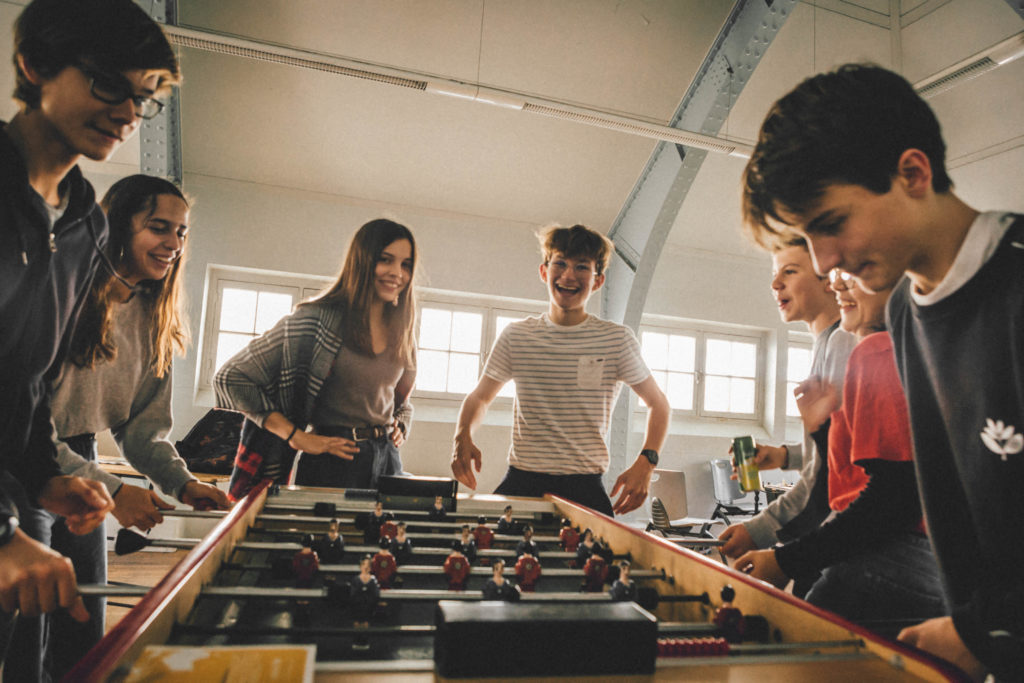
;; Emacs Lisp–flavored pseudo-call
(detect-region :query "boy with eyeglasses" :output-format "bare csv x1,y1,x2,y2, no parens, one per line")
451,224,670,516
0,0,180,672
741,63,1022,680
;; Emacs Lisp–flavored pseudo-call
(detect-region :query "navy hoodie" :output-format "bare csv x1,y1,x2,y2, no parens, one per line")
0,121,107,513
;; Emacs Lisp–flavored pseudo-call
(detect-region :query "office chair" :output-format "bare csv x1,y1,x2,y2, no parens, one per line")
645,469,719,539
709,458,761,525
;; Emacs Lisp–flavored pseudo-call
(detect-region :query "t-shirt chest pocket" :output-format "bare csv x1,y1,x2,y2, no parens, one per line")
577,356,606,389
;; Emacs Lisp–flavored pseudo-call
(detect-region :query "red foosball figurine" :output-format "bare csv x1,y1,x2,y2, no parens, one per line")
514,552,541,592
582,553,608,593
292,534,320,588
559,518,580,553
371,537,398,589
713,585,746,643
443,541,471,591
473,516,494,565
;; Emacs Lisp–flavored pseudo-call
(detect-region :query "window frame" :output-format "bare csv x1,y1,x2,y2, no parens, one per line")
194,265,331,402
412,291,546,403
785,332,814,423
638,318,766,424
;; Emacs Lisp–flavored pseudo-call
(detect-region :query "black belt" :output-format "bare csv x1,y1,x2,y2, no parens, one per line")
322,424,389,442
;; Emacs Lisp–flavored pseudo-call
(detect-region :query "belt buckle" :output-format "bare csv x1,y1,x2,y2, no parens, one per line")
348,426,361,442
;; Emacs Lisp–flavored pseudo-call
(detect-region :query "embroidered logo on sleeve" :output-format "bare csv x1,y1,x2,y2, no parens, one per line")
980,419,1024,461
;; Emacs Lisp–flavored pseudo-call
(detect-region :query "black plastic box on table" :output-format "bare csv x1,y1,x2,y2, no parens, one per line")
378,474,459,511
434,600,657,677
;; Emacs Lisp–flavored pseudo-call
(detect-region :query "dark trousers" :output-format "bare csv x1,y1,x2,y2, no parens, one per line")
294,431,402,489
3,436,107,682
804,532,946,628
493,466,614,517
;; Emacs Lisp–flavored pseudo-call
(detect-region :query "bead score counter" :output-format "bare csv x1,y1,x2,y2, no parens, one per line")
69,478,968,681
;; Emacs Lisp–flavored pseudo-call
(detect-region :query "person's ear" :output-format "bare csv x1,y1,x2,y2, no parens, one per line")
591,272,606,293
895,149,933,199
15,53,44,85
539,262,549,283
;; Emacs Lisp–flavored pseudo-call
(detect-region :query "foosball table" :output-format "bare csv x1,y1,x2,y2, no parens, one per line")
68,479,967,681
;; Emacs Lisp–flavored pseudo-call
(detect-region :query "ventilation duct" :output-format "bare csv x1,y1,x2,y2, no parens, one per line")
915,31,1024,99
162,24,753,158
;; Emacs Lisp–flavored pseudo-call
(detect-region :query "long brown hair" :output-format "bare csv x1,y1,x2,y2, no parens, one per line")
69,174,190,377
304,218,417,365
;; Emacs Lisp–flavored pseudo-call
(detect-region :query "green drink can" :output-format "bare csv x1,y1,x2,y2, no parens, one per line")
733,436,761,492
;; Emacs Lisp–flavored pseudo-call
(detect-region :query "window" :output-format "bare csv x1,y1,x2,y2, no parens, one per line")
414,299,542,398
196,266,330,397
417,306,484,394
641,325,763,420
786,340,813,418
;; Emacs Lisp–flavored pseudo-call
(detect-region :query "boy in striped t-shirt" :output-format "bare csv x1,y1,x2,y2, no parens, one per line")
451,224,670,516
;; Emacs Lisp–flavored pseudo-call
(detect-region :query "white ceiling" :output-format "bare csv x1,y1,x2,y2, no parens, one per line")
3,0,1022,261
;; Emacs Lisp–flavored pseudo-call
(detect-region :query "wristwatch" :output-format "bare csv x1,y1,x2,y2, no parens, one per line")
0,515,19,547
640,449,659,466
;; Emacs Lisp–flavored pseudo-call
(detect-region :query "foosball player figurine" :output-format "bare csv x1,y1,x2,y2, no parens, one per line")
482,559,520,601
559,518,580,553
390,522,413,565
364,501,386,545
444,540,471,591
514,551,541,592
713,585,746,643
515,524,540,560
459,524,478,564
371,537,398,589
428,494,448,521
582,550,609,593
379,511,398,541
350,555,381,651
496,504,516,534
609,560,637,602
292,534,320,588
575,528,596,568
473,516,494,565
315,518,345,564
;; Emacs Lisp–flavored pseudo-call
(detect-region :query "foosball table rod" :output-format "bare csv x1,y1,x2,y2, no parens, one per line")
219,561,665,579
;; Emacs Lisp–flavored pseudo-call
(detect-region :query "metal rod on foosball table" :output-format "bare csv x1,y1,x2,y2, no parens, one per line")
218,561,665,579
201,586,620,601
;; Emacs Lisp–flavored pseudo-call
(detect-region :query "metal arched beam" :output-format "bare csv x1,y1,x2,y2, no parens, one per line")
602,0,798,483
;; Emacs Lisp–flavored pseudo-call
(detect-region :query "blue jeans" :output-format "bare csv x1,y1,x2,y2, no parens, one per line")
293,431,402,489
804,531,947,627
494,466,614,517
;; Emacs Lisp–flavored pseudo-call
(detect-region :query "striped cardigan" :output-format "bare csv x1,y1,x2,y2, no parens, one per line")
214,302,412,498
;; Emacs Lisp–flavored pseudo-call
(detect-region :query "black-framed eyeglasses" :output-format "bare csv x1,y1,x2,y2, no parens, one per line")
78,64,165,120
828,268,854,291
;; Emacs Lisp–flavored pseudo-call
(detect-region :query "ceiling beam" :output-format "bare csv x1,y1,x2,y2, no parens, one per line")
136,0,183,186
600,0,798,491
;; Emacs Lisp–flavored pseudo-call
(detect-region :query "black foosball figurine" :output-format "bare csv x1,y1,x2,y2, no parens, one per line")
496,505,516,534
371,537,398,589
482,558,520,601
609,560,637,602
379,511,398,541
314,518,345,564
713,585,746,643
389,522,413,565
363,501,386,546
559,518,580,553
575,528,596,568
443,540,471,591
514,551,541,592
458,524,478,564
350,555,381,651
292,534,320,588
428,495,448,521
515,524,539,560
